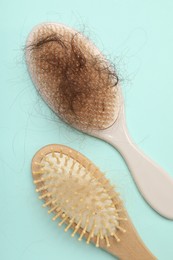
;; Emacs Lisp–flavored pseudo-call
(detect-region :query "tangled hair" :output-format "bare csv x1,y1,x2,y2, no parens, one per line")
25,24,120,130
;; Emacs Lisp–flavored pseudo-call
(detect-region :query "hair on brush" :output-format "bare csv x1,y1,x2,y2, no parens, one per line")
25,23,120,131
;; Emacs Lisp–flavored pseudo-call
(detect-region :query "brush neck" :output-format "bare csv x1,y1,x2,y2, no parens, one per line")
100,216,156,260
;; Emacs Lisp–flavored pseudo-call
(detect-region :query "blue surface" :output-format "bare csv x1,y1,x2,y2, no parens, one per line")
1,0,173,259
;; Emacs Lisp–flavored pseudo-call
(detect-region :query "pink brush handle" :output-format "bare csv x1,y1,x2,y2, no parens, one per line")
95,106,173,219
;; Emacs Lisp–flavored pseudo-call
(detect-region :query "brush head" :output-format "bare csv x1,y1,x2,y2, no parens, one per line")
26,23,120,131
32,144,127,248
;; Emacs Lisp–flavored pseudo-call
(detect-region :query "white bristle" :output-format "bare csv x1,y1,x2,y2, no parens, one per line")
32,146,126,248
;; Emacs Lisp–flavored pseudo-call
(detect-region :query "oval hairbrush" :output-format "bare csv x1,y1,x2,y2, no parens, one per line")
32,144,156,260
26,23,173,219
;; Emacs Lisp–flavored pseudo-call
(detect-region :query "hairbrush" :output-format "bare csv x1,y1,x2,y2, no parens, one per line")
26,23,173,219
32,144,156,260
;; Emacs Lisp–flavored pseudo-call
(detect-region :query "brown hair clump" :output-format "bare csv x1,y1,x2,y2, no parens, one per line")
25,23,120,130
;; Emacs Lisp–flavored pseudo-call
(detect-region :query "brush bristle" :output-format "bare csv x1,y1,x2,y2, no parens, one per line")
32,145,127,248
26,23,120,131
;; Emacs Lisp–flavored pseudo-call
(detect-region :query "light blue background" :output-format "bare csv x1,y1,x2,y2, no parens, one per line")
1,0,173,259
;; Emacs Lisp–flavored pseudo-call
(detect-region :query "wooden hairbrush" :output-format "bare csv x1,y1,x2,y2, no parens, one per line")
32,144,156,260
